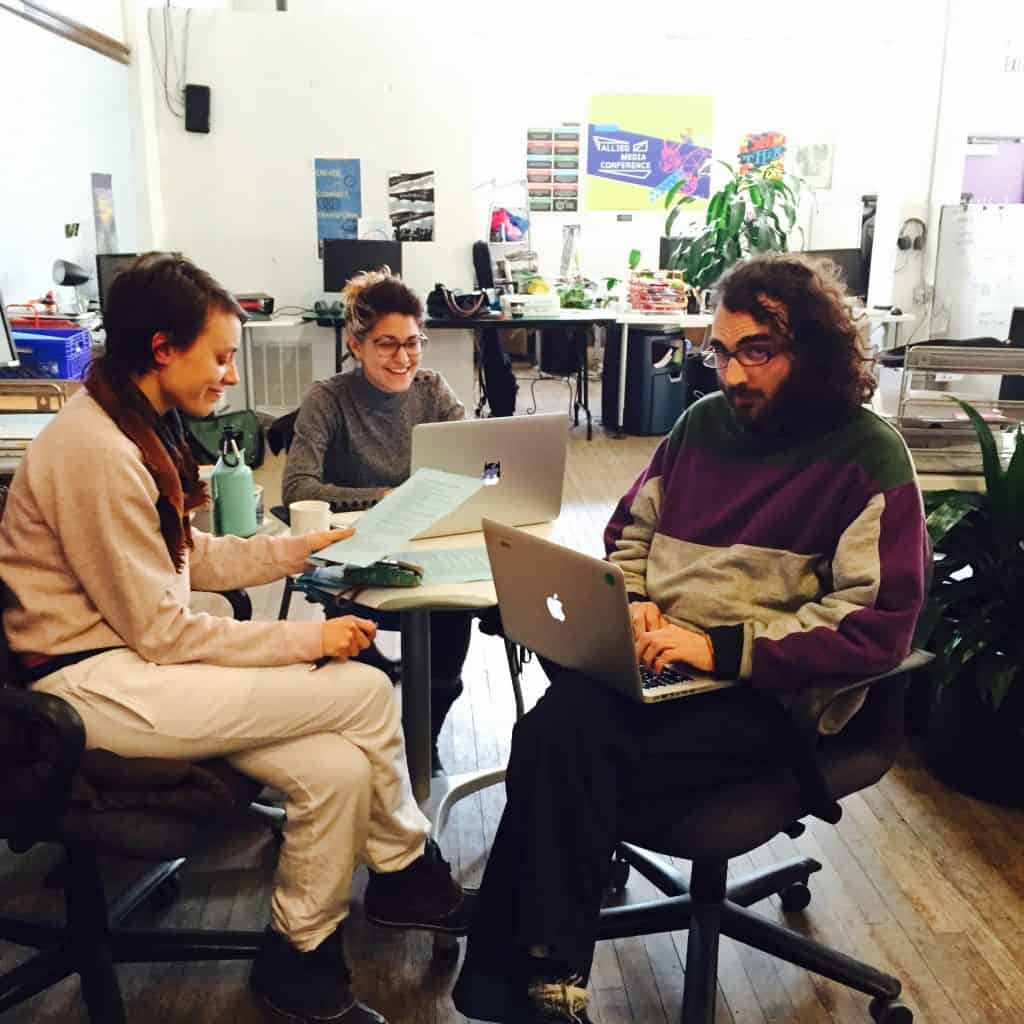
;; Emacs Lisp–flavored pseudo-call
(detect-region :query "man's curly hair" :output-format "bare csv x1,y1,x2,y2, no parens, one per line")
713,253,877,420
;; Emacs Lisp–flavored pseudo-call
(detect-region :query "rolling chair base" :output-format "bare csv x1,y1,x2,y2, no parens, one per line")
598,851,907,1024
0,845,264,1022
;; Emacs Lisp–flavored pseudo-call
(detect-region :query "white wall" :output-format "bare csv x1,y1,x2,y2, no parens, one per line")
0,8,140,308
467,12,945,316
145,9,475,305
141,2,948,325
925,0,1024,290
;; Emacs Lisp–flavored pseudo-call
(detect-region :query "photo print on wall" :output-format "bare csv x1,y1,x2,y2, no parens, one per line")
387,171,435,242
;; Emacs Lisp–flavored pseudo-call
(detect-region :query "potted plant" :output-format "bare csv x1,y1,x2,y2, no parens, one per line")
663,161,803,290
920,397,1024,805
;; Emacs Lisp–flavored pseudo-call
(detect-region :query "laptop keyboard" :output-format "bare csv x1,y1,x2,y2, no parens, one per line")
639,663,688,689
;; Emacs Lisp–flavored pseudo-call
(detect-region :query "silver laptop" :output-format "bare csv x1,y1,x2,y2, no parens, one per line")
482,519,735,703
410,414,568,539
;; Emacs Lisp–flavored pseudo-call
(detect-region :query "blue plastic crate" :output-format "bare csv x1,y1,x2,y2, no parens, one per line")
3,327,92,380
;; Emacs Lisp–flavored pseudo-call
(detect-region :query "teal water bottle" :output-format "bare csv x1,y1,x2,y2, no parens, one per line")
212,428,257,537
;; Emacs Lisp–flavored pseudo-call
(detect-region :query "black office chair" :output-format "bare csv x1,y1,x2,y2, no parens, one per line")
596,649,933,1024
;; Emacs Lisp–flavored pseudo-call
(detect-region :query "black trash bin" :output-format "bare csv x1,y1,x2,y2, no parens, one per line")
602,327,690,436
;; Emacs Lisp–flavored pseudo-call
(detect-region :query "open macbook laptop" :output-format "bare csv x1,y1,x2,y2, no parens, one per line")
410,414,568,539
482,519,736,703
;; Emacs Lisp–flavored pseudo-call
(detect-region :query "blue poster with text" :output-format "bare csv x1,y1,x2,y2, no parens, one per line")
315,158,361,251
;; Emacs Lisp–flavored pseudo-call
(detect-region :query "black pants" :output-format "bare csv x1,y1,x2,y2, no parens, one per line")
453,658,797,1017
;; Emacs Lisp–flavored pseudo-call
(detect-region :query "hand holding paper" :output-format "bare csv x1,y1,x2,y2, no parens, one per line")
311,469,485,567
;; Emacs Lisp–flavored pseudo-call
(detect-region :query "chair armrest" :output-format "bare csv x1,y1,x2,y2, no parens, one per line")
779,649,934,825
0,687,86,812
785,650,934,740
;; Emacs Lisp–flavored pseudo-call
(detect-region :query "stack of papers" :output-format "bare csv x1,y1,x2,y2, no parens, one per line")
312,468,485,568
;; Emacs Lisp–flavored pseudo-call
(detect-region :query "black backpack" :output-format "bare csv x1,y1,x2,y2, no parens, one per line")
479,326,518,417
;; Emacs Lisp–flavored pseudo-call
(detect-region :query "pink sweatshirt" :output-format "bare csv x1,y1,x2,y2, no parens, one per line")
0,391,324,667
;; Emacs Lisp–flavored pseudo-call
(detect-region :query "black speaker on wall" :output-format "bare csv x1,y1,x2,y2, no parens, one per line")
184,84,211,134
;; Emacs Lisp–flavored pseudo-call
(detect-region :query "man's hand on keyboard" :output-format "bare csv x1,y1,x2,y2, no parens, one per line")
629,601,665,641
636,624,714,674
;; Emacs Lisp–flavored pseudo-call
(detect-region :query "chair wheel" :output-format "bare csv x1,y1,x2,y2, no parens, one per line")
779,881,812,912
149,874,181,910
607,856,630,893
869,996,913,1023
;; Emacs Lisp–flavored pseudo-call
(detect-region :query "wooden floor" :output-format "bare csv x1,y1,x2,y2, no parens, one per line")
4,395,1024,1024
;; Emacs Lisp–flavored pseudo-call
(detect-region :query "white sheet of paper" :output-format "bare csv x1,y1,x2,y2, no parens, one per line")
313,469,485,567
393,547,493,585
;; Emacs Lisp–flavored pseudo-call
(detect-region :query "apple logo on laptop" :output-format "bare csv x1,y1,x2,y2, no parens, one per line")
546,593,566,622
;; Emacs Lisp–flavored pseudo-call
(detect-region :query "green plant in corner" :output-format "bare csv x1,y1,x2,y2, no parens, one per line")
919,397,1024,720
663,161,804,290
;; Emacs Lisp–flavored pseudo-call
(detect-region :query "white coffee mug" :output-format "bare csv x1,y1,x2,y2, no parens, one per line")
289,499,331,536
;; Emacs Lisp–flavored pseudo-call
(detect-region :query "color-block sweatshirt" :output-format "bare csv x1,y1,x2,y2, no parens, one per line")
0,391,325,669
605,394,926,694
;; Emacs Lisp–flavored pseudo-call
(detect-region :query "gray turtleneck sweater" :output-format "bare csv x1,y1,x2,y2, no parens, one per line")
281,367,466,511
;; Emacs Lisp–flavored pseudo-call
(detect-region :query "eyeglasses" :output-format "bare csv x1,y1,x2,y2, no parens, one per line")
368,334,428,358
701,341,786,370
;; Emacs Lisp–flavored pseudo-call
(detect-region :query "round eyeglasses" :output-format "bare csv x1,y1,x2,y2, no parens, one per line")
369,334,429,358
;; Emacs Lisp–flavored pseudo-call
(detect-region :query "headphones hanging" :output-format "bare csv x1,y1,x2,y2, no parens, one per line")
897,217,927,251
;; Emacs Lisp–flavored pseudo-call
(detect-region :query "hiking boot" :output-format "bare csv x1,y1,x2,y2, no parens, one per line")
249,925,386,1023
363,838,474,935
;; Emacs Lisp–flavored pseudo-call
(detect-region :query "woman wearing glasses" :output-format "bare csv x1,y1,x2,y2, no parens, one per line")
283,268,469,774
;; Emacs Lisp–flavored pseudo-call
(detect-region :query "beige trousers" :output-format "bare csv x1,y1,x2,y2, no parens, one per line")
33,649,431,951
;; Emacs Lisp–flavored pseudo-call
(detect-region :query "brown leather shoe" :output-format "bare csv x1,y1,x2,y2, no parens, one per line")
363,838,475,935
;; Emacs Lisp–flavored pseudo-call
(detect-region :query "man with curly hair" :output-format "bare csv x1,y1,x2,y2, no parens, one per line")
453,253,928,1024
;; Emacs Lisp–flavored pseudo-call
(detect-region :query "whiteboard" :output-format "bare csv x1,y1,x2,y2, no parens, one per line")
932,204,1024,339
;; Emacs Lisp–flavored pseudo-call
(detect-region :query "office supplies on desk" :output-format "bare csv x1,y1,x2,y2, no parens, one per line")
313,468,485,567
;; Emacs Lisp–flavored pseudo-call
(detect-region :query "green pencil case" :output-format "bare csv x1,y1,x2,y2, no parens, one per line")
340,559,424,588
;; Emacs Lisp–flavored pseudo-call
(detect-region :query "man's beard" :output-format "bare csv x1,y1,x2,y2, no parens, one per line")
722,370,804,433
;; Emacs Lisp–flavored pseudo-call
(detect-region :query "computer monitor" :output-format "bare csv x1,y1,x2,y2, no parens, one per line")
323,239,402,292
804,248,868,300
0,290,20,369
95,253,140,311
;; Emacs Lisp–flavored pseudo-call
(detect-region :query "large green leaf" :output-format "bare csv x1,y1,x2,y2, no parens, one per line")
727,198,746,236
665,203,685,239
949,397,1011,531
977,651,1018,710
707,191,726,224
748,183,765,208
663,178,686,210
926,492,981,545
1005,424,1024,534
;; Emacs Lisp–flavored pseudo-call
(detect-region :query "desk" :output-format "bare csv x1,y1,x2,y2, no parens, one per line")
862,310,916,351
426,310,615,436
240,316,303,411
328,512,553,810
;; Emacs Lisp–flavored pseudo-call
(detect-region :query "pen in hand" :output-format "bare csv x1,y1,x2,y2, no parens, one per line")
309,655,332,672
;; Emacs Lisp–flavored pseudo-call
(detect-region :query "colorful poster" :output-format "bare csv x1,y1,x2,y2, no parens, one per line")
526,124,581,212
387,171,435,241
586,95,713,212
738,132,786,178
314,158,361,258
90,173,119,254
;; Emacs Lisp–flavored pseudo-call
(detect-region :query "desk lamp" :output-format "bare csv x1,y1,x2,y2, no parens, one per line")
52,259,91,314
